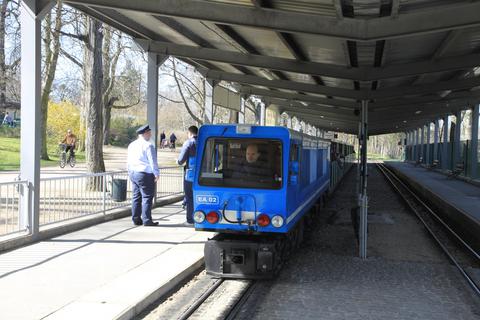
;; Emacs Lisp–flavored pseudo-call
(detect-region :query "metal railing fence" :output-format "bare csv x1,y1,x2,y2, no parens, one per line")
0,166,184,238
0,180,28,237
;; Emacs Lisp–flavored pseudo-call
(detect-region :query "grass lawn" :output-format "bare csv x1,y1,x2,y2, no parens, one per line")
0,137,85,171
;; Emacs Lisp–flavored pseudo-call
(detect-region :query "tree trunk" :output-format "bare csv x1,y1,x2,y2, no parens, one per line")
103,104,111,144
102,27,122,145
0,0,7,108
40,2,63,160
84,17,105,190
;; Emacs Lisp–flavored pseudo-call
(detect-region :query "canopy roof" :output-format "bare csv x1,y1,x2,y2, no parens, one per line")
62,0,480,134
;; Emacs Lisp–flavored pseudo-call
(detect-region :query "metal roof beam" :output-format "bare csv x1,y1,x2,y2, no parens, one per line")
136,39,363,80
198,69,365,99
371,77,480,100
137,39,480,81
65,0,480,41
199,68,480,101
239,87,358,109
371,90,480,110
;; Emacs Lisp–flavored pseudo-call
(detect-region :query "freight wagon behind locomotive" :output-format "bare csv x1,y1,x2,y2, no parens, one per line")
187,124,354,279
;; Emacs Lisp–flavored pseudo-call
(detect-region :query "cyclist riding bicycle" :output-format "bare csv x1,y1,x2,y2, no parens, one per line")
61,129,77,161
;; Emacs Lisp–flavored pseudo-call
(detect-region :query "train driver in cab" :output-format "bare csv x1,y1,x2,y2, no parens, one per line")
234,143,273,179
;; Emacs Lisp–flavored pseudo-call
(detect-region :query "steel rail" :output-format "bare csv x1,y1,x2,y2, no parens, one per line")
176,278,255,320
177,279,224,320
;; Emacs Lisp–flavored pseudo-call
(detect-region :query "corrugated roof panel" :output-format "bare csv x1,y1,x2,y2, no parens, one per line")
206,0,337,16
377,76,419,89
281,71,317,84
320,77,355,90
353,0,381,17
439,27,480,58
291,34,348,66
383,32,447,65
271,0,337,16
399,0,473,13
205,0,255,6
225,25,295,59
356,41,376,67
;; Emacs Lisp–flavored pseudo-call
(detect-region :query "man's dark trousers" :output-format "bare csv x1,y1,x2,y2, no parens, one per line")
184,179,194,223
130,172,155,224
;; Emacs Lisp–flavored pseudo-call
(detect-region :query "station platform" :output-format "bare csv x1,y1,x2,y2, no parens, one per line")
386,162,480,221
385,161,480,249
0,203,211,320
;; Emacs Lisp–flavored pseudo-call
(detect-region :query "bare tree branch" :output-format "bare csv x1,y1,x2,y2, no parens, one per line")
158,93,183,104
58,29,87,42
173,58,203,125
60,48,83,68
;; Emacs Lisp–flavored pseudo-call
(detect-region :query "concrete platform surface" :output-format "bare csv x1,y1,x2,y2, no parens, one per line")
0,203,211,320
387,162,480,222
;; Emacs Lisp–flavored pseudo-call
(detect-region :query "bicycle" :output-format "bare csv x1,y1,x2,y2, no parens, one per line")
58,143,76,168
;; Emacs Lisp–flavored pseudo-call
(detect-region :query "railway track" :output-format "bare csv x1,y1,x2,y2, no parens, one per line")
177,278,256,320
377,163,480,296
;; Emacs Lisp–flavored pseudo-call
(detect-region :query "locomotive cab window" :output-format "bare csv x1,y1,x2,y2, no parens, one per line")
199,138,282,189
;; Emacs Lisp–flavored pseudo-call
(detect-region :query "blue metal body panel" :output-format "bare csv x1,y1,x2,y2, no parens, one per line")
192,124,331,234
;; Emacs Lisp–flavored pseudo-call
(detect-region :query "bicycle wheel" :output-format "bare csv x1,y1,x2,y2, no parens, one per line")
69,155,76,167
59,153,66,168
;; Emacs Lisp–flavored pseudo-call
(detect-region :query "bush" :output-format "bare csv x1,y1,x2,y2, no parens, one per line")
0,125,20,138
47,101,82,148
109,116,140,147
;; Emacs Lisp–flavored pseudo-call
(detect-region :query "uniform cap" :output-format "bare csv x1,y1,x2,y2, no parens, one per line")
136,124,151,134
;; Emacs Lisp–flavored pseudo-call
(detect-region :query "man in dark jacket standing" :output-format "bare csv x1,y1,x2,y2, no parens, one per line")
177,126,198,225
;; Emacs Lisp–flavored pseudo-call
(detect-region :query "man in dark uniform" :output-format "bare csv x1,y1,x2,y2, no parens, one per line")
127,124,159,226
177,126,198,225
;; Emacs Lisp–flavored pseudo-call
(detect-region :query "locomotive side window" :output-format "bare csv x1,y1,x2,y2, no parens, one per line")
199,138,282,189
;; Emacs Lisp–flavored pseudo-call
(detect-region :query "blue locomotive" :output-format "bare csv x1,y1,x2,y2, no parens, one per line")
188,124,354,278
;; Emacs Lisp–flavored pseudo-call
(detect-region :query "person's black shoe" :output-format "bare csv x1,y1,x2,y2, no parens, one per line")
133,219,143,226
143,221,159,226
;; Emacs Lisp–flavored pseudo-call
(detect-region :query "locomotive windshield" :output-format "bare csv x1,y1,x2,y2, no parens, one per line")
199,138,282,189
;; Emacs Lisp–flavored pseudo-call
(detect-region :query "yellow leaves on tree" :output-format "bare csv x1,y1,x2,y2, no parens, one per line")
46,101,82,147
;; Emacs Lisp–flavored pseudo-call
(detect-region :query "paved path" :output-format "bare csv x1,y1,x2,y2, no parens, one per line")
234,164,480,320
0,203,211,320
0,146,181,183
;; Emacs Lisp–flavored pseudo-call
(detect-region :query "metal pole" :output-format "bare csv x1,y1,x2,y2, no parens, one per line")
442,115,451,170
420,125,425,162
260,102,266,126
471,104,479,179
434,119,439,162
147,54,167,151
426,123,431,165
103,175,107,214
414,128,419,162
356,121,361,198
454,110,462,166
204,78,215,124
238,95,246,124
359,100,368,259
20,1,49,238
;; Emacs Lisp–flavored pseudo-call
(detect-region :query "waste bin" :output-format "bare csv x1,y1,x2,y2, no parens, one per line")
112,178,127,202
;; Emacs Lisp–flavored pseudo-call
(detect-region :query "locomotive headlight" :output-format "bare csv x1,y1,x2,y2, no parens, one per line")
271,215,284,228
193,210,206,223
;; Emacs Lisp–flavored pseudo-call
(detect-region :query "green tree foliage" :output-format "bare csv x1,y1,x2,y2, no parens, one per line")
108,115,140,147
